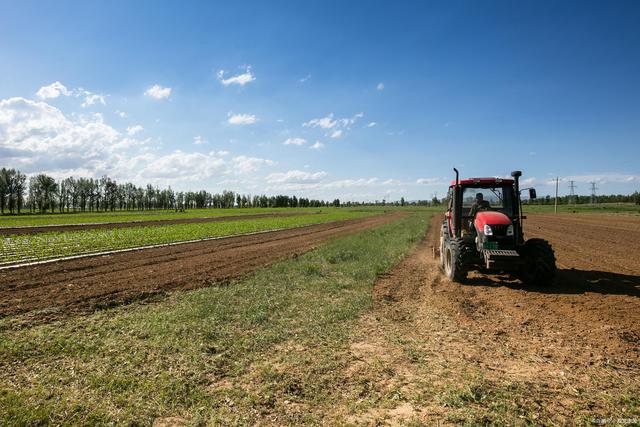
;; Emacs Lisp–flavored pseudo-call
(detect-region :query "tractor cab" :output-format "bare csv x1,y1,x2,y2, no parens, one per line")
447,179,517,237
440,169,556,285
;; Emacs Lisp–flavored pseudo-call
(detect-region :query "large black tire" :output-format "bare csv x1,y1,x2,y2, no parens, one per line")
518,238,556,286
443,238,473,283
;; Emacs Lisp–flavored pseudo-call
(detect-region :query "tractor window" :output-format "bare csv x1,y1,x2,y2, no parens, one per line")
462,186,514,215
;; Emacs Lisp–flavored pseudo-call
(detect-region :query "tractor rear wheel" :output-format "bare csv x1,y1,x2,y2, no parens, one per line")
519,238,556,286
443,238,470,282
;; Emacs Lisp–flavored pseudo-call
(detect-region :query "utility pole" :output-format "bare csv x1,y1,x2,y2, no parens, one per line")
569,180,577,205
590,181,598,204
554,177,559,213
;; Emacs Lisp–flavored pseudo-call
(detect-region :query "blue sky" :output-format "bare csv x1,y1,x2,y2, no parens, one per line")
1,0,638,201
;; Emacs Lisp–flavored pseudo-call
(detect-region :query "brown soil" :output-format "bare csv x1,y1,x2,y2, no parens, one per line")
0,213,404,324
340,213,640,424
0,211,320,235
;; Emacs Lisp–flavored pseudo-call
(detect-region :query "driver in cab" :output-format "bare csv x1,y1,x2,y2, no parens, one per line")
469,193,491,218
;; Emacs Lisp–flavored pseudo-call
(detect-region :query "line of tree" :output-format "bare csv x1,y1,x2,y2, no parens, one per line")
523,193,640,205
6,167,634,215
0,168,27,214
0,168,342,215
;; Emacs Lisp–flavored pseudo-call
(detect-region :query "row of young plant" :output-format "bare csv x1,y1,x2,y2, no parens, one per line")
0,210,374,265
0,206,317,228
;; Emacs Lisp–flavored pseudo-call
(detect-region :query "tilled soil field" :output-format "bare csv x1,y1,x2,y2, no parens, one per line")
0,213,404,324
342,213,640,423
0,211,318,235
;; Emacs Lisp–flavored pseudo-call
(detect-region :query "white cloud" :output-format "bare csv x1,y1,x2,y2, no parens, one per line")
329,129,343,139
80,91,107,107
338,112,364,127
210,150,229,156
36,82,70,99
145,85,172,100
556,174,640,185
265,177,380,193
266,170,328,184
0,97,137,175
217,66,255,86
232,155,274,173
0,96,278,189
303,113,337,129
116,110,127,118
303,112,364,139
194,135,205,145
382,179,402,185
227,113,257,125
134,152,271,184
416,178,442,185
367,122,377,128
283,137,307,146
376,82,384,91
513,174,640,189
326,178,379,188
36,82,108,108
139,150,227,180
299,74,311,83
310,141,325,150
126,125,144,136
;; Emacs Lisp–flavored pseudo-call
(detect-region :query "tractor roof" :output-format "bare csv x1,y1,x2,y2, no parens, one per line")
449,177,514,186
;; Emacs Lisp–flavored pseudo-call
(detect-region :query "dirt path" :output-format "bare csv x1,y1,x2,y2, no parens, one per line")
338,214,640,424
0,213,404,324
0,211,320,236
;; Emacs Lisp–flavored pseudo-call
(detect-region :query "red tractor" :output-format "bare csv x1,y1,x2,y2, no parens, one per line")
440,169,556,285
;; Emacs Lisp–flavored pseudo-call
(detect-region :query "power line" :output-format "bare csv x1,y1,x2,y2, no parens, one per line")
590,181,598,204
554,177,559,213
568,180,577,205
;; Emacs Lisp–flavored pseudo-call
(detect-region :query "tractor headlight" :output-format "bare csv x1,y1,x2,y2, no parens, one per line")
506,224,514,236
483,224,493,236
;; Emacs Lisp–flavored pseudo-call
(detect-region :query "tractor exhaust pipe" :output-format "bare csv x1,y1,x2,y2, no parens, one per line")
511,170,522,193
511,170,523,243
453,168,462,238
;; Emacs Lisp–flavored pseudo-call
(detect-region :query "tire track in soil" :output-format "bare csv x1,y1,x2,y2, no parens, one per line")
0,211,320,236
0,213,405,324
340,214,640,424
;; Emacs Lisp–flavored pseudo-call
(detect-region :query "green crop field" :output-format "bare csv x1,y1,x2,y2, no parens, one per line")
0,210,379,265
0,207,322,228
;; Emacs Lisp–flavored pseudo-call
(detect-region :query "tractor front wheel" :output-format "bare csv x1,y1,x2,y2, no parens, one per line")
443,238,469,283
518,238,556,286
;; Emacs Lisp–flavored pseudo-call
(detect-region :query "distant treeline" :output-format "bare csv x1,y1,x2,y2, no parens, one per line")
0,168,342,214
0,168,437,215
9,167,630,215
524,193,640,205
